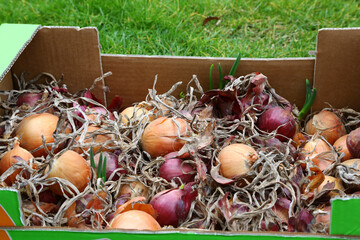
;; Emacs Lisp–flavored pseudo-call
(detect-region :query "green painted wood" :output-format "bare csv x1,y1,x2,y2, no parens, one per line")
0,189,24,226
0,23,40,80
330,198,360,236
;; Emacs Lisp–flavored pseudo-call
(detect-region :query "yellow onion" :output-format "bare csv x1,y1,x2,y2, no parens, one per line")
333,134,353,162
341,159,360,189
218,143,258,179
141,117,191,158
118,178,149,199
121,106,153,125
74,125,114,154
305,110,346,145
45,150,91,196
0,140,34,185
109,210,161,230
317,176,344,198
300,138,334,171
15,113,68,157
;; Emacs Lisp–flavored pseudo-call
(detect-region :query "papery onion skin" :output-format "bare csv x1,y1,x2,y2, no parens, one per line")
257,106,296,142
109,210,161,230
121,106,151,125
141,117,191,158
317,176,344,198
0,140,34,185
45,150,91,196
347,127,360,158
314,205,331,232
86,107,115,121
299,138,334,171
150,185,197,227
159,157,195,184
333,134,353,162
342,159,360,190
305,110,346,145
16,92,43,107
118,179,149,199
15,113,67,157
218,143,258,179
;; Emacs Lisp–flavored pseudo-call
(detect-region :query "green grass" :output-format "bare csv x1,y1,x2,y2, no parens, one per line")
0,0,359,58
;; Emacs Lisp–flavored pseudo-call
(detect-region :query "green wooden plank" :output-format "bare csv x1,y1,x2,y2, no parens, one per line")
3,228,358,240
0,189,24,226
0,23,40,80
330,198,360,236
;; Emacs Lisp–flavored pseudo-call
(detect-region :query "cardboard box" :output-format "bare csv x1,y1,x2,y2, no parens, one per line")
0,23,359,239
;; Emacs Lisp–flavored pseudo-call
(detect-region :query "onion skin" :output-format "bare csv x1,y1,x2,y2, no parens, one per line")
121,106,152,125
141,117,191,158
342,159,360,190
317,176,344,198
0,140,34,185
347,127,360,158
314,205,331,232
15,113,67,157
109,210,161,230
257,106,296,142
16,92,43,107
305,110,346,145
299,138,334,171
333,134,353,162
118,179,149,199
45,150,91,196
159,157,195,184
218,143,258,179
150,184,197,227
86,107,115,121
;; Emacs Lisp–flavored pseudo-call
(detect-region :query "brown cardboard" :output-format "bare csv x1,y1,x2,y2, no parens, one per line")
102,55,315,109
11,26,105,101
314,28,360,112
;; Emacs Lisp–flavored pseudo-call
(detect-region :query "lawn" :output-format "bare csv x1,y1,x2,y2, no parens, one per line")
0,0,359,58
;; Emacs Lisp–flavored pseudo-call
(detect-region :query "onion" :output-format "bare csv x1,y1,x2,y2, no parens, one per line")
159,157,195,184
300,138,334,171
93,152,125,181
257,106,296,142
118,178,149,199
149,184,197,227
121,106,153,125
347,127,360,158
314,205,331,232
16,92,43,107
341,159,360,190
218,143,258,179
74,125,114,154
333,134,352,162
141,117,191,158
109,210,161,230
305,110,346,145
45,150,91,196
0,140,34,185
15,113,68,157
317,176,344,198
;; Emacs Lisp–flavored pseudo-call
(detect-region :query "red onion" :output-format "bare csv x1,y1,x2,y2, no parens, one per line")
88,107,115,121
257,106,296,142
16,92,43,107
347,127,360,158
38,189,61,204
93,152,126,181
150,183,197,227
159,156,195,184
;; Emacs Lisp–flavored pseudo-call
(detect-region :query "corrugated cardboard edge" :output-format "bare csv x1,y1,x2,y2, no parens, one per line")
0,25,40,81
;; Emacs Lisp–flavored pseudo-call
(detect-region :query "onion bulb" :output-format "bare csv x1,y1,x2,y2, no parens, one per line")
218,143,258,179
305,110,346,145
141,117,191,158
333,135,353,162
0,140,34,185
74,125,114,154
15,113,67,157
341,159,360,189
150,184,197,227
159,157,195,184
300,138,334,171
118,178,149,199
16,92,43,108
347,127,360,158
317,176,344,198
109,210,161,230
257,106,296,142
314,205,331,232
121,106,153,125
45,150,91,196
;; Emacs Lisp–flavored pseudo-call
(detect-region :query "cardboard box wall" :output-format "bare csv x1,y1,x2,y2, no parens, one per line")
0,24,359,239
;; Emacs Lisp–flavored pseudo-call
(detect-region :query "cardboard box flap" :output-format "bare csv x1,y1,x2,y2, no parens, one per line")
12,26,105,101
0,24,40,82
313,28,360,112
